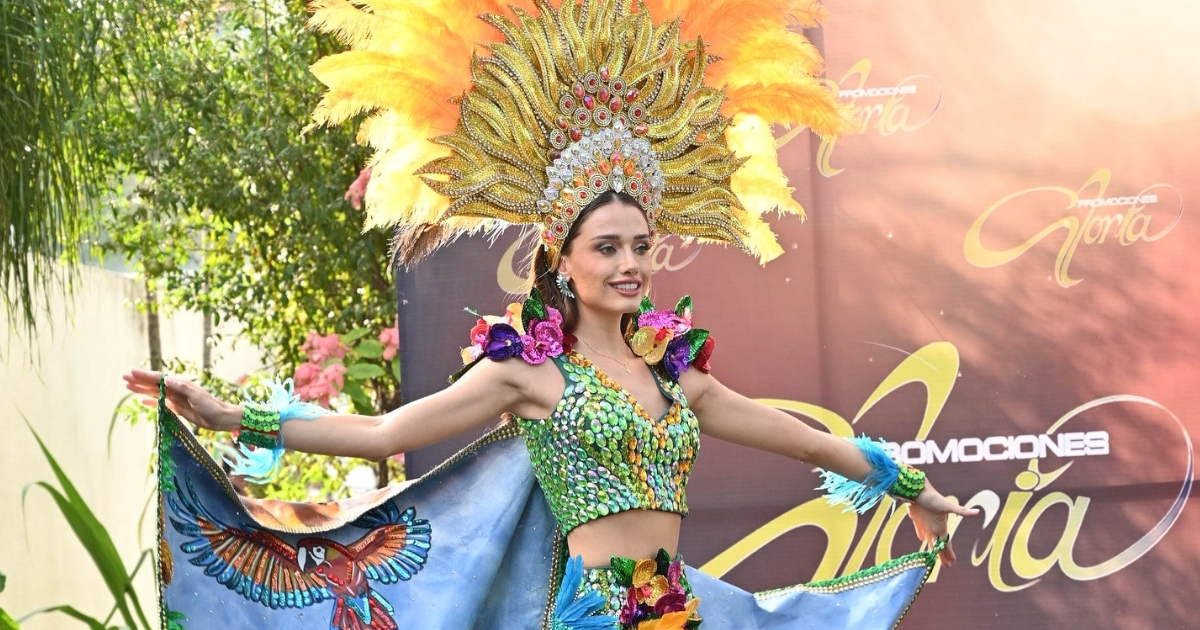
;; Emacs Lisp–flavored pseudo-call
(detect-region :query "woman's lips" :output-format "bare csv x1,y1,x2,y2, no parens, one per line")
609,281,642,297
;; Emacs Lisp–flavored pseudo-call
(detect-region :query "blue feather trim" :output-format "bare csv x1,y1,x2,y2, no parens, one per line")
224,443,284,484
552,556,618,630
224,378,329,483
817,435,900,513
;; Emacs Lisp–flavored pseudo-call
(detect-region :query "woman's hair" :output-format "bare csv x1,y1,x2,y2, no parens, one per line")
529,190,645,334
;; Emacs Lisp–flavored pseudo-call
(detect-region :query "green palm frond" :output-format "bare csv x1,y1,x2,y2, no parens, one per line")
1,0,106,338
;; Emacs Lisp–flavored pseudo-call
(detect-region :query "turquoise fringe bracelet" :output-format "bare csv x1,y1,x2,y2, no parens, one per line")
817,435,925,513
225,378,329,483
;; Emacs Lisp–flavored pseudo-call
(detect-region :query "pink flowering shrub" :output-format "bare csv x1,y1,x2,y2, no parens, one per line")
301,332,348,363
379,326,399,360
292,326,403,417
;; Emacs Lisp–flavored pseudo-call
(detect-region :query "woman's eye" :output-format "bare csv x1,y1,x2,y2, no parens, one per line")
598,245,616,254
634,243,650,254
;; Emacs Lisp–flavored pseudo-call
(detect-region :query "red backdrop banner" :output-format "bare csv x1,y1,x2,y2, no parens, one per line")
397,2,1199,627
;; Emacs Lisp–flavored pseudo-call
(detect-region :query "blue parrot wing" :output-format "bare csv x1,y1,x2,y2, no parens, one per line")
347,505,431,585
167,475,334,609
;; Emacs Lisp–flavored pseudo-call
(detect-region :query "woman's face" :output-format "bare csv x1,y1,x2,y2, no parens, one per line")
558,199,652,316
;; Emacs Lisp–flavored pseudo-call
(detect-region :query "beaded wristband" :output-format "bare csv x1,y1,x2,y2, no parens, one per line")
225,378,329,483
236,402,282,450
889,463,926,502
241,402,282,433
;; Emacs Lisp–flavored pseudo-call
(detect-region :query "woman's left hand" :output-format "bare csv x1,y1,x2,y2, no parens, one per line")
906,483,979,568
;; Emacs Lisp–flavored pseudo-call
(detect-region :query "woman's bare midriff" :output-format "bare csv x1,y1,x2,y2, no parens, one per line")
567,509,683,568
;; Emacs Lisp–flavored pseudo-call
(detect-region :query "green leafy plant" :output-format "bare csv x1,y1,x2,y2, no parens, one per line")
19,424,154,630
1,569,19,630
88,0,396,374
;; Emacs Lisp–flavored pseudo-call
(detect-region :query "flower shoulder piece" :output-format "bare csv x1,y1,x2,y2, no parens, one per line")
449,288,565,383
628,296,715,381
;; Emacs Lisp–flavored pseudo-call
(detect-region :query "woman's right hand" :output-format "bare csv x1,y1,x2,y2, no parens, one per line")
123,369,242,432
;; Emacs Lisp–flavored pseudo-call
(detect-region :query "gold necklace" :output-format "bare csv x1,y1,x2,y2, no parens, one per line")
580,339,634,374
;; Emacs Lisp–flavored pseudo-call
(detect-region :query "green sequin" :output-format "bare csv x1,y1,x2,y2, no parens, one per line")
518,351,700,533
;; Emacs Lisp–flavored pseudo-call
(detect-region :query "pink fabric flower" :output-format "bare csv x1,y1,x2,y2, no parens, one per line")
302,332,347,363
637,310,691,335
519,319,564,364
469,318,490,345
379,326,399,361
546,306,563,328
652,591,687,615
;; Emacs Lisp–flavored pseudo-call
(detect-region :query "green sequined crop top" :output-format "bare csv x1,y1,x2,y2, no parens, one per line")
517,351,700,533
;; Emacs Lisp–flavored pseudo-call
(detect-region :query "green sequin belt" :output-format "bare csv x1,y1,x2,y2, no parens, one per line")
518,351,700,533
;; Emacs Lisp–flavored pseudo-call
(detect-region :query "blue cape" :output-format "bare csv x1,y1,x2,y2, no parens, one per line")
156,401,937,629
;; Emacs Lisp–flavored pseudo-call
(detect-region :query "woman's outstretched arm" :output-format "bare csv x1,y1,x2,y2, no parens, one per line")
123,357,560,461
680,369,978,566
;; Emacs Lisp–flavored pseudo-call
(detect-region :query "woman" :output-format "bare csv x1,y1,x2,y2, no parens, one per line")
126,190,975,629
128,0,977,627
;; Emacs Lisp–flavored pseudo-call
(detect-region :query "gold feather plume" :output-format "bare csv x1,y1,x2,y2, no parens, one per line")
307,0,856,264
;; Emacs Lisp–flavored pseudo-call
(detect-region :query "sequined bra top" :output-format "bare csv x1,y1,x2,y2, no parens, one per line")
517,351,700,533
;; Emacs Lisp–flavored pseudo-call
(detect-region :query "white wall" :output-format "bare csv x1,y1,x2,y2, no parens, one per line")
0,265,261,628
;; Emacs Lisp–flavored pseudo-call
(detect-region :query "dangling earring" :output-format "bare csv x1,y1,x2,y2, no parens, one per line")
556,273,575,299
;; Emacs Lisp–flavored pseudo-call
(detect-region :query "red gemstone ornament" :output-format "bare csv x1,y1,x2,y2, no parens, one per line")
598,87,610,103
573,83,585,98
610,97,622,112
557,117,569,129
626,88,639,102
634,123,649,135
569,128,582,141
600,67,610,82
583,95,595,110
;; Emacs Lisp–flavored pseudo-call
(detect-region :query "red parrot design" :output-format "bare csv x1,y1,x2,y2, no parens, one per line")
168,475,431,630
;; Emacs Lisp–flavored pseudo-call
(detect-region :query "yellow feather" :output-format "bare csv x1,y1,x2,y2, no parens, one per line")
727,114,806,220
645,0,824,50
707,29,825,83
740,214,785,263
308,51,461,129
306,0,378,48
724,79,851,139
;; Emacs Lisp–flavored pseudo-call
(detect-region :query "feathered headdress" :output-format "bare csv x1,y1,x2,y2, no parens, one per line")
307,0,855,266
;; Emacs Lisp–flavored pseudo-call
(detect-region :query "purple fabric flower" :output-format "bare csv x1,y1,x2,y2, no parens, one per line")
663,337,691,380
667,560,682,586
619,587,648,626
484,323,523,360
520,319,564,364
